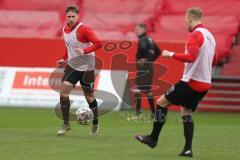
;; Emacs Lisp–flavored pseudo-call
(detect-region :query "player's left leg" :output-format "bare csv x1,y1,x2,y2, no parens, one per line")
178,90,208,157
80,70,99,136
84,91,99,136
179,107,194,157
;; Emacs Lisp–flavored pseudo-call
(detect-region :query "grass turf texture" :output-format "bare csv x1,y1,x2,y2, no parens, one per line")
0,107,239,160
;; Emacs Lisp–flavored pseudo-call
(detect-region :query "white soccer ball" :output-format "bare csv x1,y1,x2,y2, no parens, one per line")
76,107,93,125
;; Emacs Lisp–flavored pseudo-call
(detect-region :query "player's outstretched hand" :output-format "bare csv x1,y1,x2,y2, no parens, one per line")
74,46,84,54
162,50,175,58
57,59,66,68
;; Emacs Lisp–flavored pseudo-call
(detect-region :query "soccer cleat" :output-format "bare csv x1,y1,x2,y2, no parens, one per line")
134,134,157,148
91,124,99,136
57,124,71,136
179,149,193,157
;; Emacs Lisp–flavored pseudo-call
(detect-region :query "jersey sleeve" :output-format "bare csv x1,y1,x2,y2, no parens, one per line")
62,47,68,60
173,31,204,63
79,26,102,54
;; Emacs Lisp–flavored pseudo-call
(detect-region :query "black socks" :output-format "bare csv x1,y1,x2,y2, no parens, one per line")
88,99,98,125
60,96,70,125
60,96,98,125
182,115,194,150
150,105,168,141
149,105,194,151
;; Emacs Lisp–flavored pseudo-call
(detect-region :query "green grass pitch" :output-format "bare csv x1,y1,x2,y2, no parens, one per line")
0,107,239,160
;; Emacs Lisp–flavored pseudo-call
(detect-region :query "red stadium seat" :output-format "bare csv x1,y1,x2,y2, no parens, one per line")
81,12,153,33
203,16,239,36
80,0,165,33
0,0,80,12
0,10,62,38
152,12,239,64
82,0,163,15
162,0,240,20
214,34,233,62
154,15,239,38
0,0,82,22
125,32,138,41
221,48,240,76
95,30,127,41
148,32,186,43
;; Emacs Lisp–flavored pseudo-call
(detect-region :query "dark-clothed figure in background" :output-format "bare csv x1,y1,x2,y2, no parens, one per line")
134,23,161,117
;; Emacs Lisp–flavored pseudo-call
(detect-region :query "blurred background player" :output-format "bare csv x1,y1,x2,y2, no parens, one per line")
133,23,161,117
134,8,216,157
57,5,102,136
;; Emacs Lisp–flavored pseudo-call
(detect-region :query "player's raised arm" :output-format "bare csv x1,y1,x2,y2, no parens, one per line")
162,30,204,63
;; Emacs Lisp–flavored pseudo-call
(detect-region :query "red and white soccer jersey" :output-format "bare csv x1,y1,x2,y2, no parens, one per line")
173,24,216,92
62,21,102,71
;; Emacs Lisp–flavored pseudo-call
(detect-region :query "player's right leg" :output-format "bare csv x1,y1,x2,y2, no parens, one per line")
57,65,78,136
134,95,172,148
57,81,74,136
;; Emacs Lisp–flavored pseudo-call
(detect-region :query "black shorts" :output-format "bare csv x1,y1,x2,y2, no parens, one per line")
165,81,208,111
61,65,94,93
135,62,153,91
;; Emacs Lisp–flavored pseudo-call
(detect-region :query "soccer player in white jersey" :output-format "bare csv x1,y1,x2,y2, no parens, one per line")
134,7,216,157
57,5,102,136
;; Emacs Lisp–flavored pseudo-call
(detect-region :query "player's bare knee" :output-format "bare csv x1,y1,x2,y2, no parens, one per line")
85,93,94,103
157,95,171,108
181,109,193,123
60,89,70,98
60,82,74,97
60,93,69,99
60,89,69,97
62,81,74,86
86,97,94,103
181,107,192,116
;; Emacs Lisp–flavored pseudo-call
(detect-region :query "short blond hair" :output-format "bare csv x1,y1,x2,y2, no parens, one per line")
187,7,203,20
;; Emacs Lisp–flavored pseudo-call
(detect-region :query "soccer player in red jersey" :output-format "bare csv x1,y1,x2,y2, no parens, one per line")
57,5,102,136
134,8,216,157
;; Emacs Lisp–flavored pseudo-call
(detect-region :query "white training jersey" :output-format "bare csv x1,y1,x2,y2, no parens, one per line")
63,23,95,71
181,27,216,83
